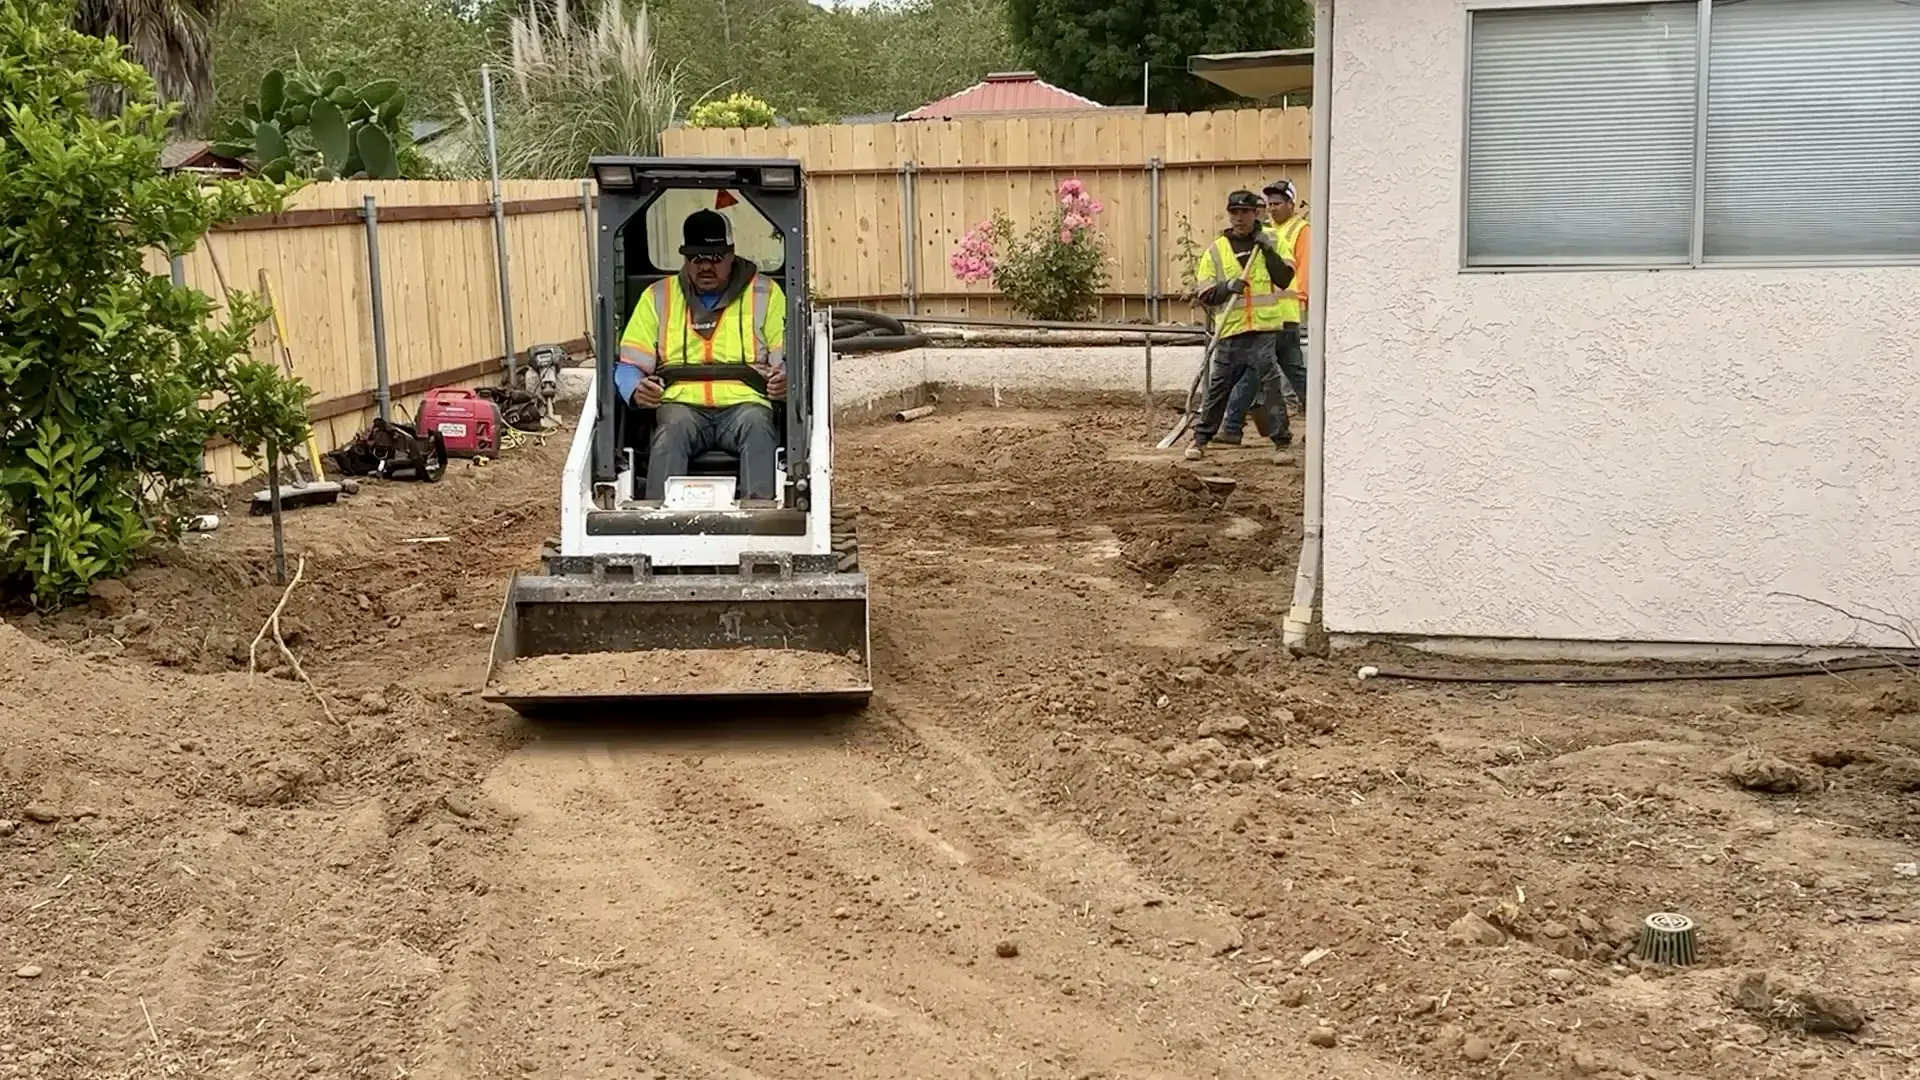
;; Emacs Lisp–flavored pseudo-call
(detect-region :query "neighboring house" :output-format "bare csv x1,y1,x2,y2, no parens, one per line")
411,118,473,171
159,140,245,177
898,71,1128,121
1204,0,1920,654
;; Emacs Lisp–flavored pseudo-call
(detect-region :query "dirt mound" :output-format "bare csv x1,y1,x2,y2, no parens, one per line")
490,647,869,697
6,402,1917,1079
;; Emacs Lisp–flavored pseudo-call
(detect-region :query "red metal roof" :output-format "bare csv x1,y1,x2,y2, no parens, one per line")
898,72,1107,121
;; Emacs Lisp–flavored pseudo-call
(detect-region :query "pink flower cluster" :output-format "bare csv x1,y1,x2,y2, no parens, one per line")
1056,177,1104,244
948,179,1105,284
949,220,999,284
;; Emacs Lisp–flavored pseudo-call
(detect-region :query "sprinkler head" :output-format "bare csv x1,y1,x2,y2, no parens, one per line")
1636,912,1698,967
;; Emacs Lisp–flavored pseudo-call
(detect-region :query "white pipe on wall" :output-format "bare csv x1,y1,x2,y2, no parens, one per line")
1283,0,1334,652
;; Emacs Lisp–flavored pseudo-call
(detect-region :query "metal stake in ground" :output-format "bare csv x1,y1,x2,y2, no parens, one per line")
266,442,286,585
482,63,518,385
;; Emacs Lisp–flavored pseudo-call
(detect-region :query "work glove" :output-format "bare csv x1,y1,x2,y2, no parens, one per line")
1253,231,1277,251
1225,277,1249,295
631,376,665,408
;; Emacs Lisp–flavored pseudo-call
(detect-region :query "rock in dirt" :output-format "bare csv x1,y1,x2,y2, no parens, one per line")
1874,759,1920,792
1461,1036,1492,1062
0,819,17,837
1225,759,1259,782
441,792,475,818
360,692,392,716
1196,715,1250,738
13,965,43,979
1306,1026,1337,1048
21,803,60,824
236,757,317,807
86,579,134,616
1161,738,1228,775
1446,912,1506,947
1731,971,1866,1035
994,940,1019,958
1721,749,1815,794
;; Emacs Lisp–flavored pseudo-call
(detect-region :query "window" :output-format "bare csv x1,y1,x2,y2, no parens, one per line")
1464,0,1920,268
1704,0,1920,260
643,188,786,274
1466,3,1700,265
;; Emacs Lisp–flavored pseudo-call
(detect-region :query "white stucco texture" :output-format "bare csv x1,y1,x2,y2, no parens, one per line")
1321,0,1920,648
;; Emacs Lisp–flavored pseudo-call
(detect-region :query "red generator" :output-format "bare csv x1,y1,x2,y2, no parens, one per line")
417,388,500,458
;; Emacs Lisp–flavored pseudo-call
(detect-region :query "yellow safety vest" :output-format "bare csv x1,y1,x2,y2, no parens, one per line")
618,271,787,409
1195,234,1292,339
1264,214,1309,326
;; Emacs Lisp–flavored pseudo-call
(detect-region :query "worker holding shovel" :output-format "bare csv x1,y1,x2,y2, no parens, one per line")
1185,189,1298,464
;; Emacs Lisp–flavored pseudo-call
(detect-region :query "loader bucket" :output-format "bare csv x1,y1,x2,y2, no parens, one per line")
480,569,873,714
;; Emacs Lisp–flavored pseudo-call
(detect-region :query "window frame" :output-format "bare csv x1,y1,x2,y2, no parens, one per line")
1458,0,1920,273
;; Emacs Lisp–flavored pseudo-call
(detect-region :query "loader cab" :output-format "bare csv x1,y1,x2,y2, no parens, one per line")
588,157,811,507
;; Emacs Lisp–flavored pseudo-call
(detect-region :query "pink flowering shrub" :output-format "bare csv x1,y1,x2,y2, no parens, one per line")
948,177,1109,321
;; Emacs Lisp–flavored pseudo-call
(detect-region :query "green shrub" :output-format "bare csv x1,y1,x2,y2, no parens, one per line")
0,0,312,607
688,92,778,129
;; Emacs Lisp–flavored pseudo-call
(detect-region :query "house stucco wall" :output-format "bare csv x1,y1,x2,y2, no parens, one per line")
1322,0,1920,648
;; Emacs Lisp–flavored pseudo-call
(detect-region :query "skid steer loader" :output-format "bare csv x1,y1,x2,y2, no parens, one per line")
482,157,871,713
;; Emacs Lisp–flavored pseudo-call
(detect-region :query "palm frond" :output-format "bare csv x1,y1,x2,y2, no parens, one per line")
71,0,222,125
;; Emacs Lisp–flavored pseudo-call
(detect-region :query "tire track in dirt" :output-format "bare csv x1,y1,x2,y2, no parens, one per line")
416,689,1416,1080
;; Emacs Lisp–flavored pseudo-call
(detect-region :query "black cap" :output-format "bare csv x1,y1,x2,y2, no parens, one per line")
1262,178,1297,203
1226,189,1262,211
680,209,735,256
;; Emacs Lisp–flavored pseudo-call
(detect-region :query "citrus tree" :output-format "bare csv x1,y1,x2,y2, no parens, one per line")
1,0,312,606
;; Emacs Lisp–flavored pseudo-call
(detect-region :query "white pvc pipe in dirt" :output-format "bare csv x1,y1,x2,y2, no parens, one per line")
1284,0,1334,652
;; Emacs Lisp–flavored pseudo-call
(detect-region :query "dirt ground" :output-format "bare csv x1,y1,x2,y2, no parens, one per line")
3,396,1917,1080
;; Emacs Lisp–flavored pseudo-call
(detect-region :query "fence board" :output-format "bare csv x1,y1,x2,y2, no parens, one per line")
662,106,1313,322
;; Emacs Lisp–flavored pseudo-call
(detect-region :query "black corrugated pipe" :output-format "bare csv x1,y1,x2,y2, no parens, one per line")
829,308,930,352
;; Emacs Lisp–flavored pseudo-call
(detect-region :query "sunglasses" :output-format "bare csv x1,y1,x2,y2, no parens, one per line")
688,253,728,265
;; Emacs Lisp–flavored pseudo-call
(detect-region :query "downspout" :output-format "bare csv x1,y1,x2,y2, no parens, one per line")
1283,0,1335,652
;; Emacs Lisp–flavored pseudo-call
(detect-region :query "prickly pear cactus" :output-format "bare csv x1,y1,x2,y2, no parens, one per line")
214,68,414,180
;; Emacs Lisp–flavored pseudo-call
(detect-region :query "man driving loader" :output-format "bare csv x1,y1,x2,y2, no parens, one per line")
615,208,788,501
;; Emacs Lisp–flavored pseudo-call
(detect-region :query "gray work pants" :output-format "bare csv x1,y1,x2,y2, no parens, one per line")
1222,324,1305,441
1193,331,1288,448
647,402,778,501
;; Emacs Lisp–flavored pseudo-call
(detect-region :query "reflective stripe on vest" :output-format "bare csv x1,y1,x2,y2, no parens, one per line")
652,273,779,409
1269,216,1308,325
1206,235,1289,338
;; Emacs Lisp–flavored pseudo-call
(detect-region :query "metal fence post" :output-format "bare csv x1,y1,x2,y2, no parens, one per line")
579,179,596,342
1143,334,1155,428
898,160,919,315
168,254,186,288
1147,156,1163,324
361,194,392,422
482,64,518,383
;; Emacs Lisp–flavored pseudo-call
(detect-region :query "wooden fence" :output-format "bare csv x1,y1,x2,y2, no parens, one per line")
160,179,595,484
167,109,1305,484
662,107,1312,323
